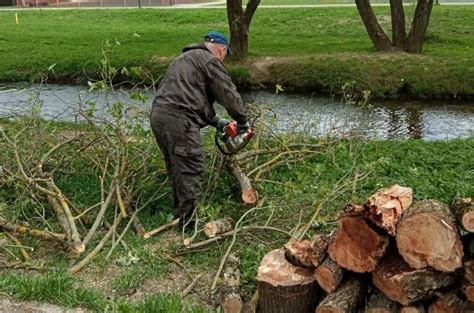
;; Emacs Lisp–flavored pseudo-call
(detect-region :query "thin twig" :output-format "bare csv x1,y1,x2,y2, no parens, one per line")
180,273,203,299
185,225,292,250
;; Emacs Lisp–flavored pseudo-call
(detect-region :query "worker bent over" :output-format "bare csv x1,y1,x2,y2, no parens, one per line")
150,31,249,230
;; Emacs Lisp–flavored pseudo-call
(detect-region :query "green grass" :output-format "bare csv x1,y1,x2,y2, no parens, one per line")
0,271,211,312
0,7,473,96
1,111,473,311
1,135,473,309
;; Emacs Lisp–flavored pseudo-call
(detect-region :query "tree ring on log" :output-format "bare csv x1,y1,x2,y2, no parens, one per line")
397,214,462,271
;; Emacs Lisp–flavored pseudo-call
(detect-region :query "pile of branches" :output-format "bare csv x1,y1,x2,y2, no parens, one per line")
0,94,160,273
255,184,474,312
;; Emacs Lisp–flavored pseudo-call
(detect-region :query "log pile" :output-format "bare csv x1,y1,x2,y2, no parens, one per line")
255,185,474,312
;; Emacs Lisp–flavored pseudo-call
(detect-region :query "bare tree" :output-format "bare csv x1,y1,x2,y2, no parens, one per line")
226,0,261,60
355,0,434,53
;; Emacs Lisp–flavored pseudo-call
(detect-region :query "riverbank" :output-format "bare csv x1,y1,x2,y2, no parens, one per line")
1,7,473,99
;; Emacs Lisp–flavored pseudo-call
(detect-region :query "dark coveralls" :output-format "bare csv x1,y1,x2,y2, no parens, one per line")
150,44,247,222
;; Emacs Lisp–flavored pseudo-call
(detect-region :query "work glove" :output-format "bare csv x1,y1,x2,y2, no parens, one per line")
236,122,250,134
215,118,230,130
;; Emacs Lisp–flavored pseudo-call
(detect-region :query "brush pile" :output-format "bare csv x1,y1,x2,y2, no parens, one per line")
256,185,474,312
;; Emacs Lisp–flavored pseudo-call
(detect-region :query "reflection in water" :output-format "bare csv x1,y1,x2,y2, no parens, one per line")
386,107,423,139
0,84,473,140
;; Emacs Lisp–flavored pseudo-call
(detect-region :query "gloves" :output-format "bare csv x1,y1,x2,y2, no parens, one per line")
236,122,250,134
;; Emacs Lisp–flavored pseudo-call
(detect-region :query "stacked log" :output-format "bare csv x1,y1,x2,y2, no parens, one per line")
254,185,473,313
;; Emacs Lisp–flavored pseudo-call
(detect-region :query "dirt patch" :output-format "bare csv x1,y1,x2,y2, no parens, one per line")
0,299,86,313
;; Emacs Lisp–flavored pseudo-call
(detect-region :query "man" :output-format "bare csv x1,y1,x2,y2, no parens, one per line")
150,31,249,230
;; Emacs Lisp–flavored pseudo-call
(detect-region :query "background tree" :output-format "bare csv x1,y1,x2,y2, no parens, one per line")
227,0,261,60
355,0,434,53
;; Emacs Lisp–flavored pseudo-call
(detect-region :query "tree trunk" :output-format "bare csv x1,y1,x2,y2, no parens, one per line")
365,287,399,313
204,218,235,238
405,0,434,53
366,184,413,235
451,197,474,233
428,290,474,313
389,0,407,49
226,0,260,61
372,253,458,305
355,0,393,51
328,216,389,273
316,276,366,313
396,200,463,272
256,249,320,313
314,256,345,293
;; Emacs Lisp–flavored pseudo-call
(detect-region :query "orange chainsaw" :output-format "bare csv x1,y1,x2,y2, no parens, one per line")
215,121,254,155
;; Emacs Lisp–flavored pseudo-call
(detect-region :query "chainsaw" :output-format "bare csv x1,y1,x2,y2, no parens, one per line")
215,121,254,155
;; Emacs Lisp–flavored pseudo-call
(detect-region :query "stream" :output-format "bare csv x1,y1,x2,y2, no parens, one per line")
0,83,473,140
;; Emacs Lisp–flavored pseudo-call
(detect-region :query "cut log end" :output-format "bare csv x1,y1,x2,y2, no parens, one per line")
315,268,337,293
242,189,258,204
314,257,344,293
221,297,243,313
204,218,234,238
396,200,463,272
328,216,389,273
462,212,474,233
73,243,86,253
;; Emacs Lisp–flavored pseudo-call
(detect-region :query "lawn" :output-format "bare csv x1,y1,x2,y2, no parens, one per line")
0,6,473,97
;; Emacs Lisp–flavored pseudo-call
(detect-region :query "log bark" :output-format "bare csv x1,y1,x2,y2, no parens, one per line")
428,290,474,313
316,276,366,313
451,197,474,233
328,216,389,273
284,239,315,268
365,287,399,313
226,158,258,204
314,256,345,293
372,253,458,305
204,218,235,238
366,184,413,235
256,249,320,313
310,234,330,267
220,253,243,313
396,200,463,272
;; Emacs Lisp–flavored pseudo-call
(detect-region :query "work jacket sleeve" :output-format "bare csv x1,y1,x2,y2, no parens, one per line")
205,58,247,125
